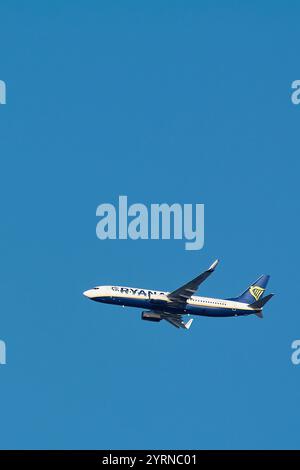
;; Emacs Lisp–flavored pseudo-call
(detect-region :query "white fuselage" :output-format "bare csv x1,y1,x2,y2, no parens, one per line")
83,285,254,317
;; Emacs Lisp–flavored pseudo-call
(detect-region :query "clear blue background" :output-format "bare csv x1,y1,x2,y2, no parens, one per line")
0,1,299,449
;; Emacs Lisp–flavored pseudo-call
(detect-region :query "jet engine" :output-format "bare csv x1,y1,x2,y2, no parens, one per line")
141,311,162,322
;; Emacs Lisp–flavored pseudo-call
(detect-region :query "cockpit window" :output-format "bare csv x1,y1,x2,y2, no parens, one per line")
94,287,99,290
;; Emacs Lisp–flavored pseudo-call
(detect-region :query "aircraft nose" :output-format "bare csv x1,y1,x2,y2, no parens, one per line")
83,289,94,298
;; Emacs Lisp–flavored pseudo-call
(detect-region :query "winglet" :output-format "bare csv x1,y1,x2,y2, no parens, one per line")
184,318,194,330
209,259,219,271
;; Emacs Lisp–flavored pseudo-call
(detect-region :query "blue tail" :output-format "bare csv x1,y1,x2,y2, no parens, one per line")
228,274,270,304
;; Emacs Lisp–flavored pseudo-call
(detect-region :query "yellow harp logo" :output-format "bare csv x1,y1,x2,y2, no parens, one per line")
249,286,264,301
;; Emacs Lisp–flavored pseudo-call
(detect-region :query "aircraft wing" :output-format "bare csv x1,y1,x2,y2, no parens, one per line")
160,312,193,330
167,259,219,304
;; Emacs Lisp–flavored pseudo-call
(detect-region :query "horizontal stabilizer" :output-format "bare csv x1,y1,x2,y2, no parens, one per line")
253,310,263,319
250,293,274,309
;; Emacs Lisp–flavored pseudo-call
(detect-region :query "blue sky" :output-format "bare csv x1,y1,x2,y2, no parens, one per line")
0,1,299,449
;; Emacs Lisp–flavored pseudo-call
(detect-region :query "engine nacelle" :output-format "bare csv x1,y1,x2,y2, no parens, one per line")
141,311,162,322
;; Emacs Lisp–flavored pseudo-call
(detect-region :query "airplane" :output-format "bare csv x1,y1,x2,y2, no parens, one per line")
83,259,274,330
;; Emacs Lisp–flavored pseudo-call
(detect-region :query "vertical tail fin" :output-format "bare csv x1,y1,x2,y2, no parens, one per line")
228,274,270,304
